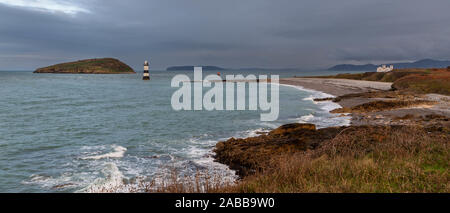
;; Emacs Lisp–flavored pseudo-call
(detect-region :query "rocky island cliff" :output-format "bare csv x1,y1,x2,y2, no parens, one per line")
34,58,135,74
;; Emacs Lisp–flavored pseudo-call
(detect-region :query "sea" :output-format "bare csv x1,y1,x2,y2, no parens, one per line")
0,69,357,193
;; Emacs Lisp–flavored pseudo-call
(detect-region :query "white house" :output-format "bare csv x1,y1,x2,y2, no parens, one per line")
377,65,394,72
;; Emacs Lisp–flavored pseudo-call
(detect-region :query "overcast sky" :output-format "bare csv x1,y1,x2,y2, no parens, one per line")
1,0,450,70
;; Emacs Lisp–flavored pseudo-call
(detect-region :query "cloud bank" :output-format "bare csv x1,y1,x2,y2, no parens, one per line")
1,0,450,70
0,0,90,15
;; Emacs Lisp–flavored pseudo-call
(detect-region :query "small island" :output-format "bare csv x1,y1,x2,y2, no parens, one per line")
34,58,135,74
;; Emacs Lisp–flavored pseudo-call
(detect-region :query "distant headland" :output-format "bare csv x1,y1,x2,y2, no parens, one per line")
34,58,135,74
166,66,225,71
328,59,450,71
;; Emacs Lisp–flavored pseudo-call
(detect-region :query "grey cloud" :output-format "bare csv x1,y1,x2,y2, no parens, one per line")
1,0,450,70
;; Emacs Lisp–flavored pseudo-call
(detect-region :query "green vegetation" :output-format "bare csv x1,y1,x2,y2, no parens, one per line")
34,58,135,74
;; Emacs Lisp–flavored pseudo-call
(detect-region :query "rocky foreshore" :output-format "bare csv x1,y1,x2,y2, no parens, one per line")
214,123,345,177
213,74,449,192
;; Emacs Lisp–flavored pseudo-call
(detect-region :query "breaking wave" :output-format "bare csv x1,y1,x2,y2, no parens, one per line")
77,163,126,193
280,84,351,128
81,145,127,160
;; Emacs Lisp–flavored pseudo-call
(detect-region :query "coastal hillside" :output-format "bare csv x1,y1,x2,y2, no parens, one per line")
34,58,135,74
328,63,378,71
328,59,450,71
208,69,450,193
312,68,450,95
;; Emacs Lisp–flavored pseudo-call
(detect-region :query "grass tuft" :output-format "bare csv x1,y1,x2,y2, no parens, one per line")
218,126,449,193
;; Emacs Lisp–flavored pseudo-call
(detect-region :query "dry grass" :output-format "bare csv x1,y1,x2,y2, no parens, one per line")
219,126,449,193
90,169,236,193
392,74,450,95
142,170,235,193
117,126,449,193
99,125,448,193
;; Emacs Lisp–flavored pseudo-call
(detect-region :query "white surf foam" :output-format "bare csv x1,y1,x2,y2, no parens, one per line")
22,172,88,191
81,145,127,160
237,128,269,138
298,114,314,122
23,174,66,189
280,84,351,128
280,83,334,99
172,138,238,182
77,163,125,193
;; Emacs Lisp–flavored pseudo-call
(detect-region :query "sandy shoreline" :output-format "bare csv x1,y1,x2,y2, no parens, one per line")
280,78,393,108
280,77,394,114
280,78,393,97
279,77,450,126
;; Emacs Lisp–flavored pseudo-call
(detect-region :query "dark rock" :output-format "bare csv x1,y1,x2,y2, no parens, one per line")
268,123,316,136
314,97,334,102
214,123,344,177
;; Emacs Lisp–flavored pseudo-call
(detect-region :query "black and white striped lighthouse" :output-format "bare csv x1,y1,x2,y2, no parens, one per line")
143,60,150,80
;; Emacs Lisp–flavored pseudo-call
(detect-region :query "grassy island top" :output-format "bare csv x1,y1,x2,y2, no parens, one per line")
34,58,135,74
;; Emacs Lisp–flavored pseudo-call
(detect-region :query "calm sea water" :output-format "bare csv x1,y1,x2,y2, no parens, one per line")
0,70,353,192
